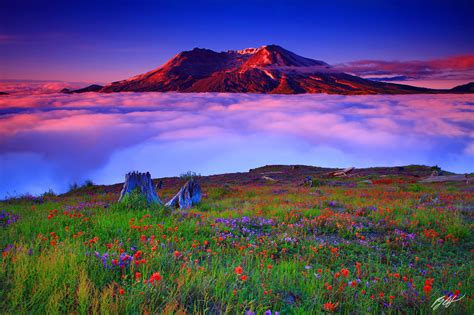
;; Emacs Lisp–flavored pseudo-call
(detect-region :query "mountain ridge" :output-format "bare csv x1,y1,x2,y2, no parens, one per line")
100,45,474,94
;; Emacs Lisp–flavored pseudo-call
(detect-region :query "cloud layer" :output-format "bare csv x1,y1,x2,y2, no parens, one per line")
0,80,88,95
335,55,474,88
0,92,473,197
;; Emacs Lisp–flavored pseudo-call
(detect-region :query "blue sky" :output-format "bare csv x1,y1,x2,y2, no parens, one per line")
1,0,473,82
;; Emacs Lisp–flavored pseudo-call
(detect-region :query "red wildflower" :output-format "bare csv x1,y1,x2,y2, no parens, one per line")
423,284,432,295
424,278,434,295
118,288,125,295
135,272,141,280
235,266,243,275
341,268,349,278
133,250,142,259
323,301,336,312
149,272,162,283
240,275,248,281
355,262,361,277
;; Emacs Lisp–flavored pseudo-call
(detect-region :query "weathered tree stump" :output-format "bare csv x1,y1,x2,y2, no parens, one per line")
118,171,162,204
165,178,202,209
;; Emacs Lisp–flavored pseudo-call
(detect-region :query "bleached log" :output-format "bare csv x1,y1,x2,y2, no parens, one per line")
166,178,202,209
418,175,470,183
326,167,355,177
118,171,162,204
262,176,278,182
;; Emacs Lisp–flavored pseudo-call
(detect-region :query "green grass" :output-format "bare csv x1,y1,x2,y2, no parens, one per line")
1,180,473,314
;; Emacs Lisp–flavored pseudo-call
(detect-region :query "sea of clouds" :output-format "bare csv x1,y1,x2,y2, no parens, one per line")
0,92,473,197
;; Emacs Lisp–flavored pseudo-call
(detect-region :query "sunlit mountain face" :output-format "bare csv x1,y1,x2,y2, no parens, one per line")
99,45,473,94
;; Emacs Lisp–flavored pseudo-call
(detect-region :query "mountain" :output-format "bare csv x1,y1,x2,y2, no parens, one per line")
450,82,474,93
62,84,104,94
100,45,473,94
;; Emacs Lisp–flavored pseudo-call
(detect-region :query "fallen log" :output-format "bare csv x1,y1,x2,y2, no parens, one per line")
418,174,470,183
325,167,355,177
118,171,162,204
166,178,202,209
262,176,278,182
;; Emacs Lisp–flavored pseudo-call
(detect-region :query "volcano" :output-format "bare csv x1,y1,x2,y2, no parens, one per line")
100,45,472,94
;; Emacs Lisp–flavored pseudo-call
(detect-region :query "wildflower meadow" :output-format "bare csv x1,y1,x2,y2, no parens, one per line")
1,166,472,313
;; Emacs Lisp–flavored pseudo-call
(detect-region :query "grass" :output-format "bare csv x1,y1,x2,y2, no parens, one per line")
1,176,473,314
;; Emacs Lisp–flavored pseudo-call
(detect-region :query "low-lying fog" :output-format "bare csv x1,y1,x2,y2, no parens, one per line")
1,92,473,197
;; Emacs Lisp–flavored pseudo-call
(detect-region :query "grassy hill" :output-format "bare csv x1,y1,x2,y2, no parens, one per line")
1,165,472,313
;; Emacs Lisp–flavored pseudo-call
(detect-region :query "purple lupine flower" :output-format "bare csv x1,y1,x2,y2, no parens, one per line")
3,244,13,254
0,210,20,227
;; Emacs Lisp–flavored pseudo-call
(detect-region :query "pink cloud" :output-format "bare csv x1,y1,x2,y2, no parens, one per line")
0,92,473,197
0,80,85,95
335,55,474,87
